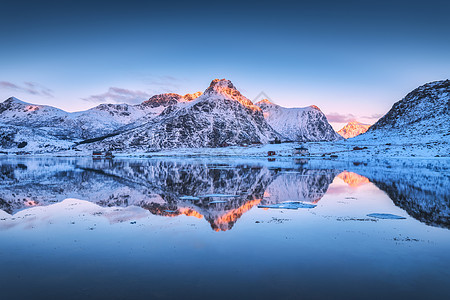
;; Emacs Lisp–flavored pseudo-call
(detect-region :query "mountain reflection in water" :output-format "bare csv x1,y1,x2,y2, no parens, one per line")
0,157,449,230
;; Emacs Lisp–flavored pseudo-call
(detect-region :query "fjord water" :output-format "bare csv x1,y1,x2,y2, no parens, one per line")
0,157,449,300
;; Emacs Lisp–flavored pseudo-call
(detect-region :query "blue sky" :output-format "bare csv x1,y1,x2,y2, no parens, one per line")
1,0,449,129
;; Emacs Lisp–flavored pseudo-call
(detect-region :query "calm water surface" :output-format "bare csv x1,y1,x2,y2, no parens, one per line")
0,157,449,300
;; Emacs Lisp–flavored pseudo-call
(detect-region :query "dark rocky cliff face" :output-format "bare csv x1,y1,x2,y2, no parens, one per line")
138,93,183,109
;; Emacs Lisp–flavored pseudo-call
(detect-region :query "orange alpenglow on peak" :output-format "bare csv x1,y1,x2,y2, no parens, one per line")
256,99,276,105
309,105,321,111
338,121,371,139
183,92,202,101
203,78,259,109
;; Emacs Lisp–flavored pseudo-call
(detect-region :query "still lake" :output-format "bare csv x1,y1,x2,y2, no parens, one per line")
0,157,449,300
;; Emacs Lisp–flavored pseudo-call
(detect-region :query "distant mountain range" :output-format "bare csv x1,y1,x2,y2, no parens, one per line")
0,79,340,152
82,79,281,150
338,121,371,139
0,78,448,153
0,91,203,141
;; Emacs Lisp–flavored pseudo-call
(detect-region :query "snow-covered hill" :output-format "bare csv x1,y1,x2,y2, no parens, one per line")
2,79,448,156
82,79,281,150
0,92,202,152
0,95,202,139
0,97,77,139
370,80,449,132
255,99,342,142
338,121,371,139
0,123,74,152
352,80,450,150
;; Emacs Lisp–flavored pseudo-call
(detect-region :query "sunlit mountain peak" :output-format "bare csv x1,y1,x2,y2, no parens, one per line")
256,98,275,106
183,91,202,101
309,105,321,111
338,121,371,139
203,78,257,108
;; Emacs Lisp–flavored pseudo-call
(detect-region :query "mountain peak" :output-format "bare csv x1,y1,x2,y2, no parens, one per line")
309,105,321,111
183,92,202,101
140,93,183,108
369,79,449,132
257,101,342,142
347,120,369,126
204,79,239,97
206,78,236,90
203,79,255,107
338,121,371,139
4,97,26,104
256,99,276,106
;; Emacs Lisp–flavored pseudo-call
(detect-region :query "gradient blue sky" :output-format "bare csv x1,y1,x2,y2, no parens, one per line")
1,0,449,130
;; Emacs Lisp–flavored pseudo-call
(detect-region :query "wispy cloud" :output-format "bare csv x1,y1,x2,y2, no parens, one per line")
0,81,54,97
327,112,383,124
326,113,358,123
83,87,152,104
361,113,383,120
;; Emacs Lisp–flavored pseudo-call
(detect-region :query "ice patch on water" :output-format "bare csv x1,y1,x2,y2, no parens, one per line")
179,196,200,201
198,194,240,198
258,201,317,210
367,213,406,219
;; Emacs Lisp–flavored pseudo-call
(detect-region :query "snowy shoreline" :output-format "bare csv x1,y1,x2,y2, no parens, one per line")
1,140,448,161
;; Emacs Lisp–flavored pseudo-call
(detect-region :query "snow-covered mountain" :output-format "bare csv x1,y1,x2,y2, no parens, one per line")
83,79,281,150
0,97,74,137
255,99,341,142
3,79,447,154
337,121,371,139
0,92,202,152
137,92,203,109
354,80,450,147
0,123,75,152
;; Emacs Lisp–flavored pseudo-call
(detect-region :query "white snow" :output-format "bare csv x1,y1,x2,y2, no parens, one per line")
255,99,342,142
1,79,449,159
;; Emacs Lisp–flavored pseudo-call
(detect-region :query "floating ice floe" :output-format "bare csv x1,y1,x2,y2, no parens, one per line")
198,194,240,198
258,201,317,210
367,213,406,220
179,196,200,201
209,200,228,204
